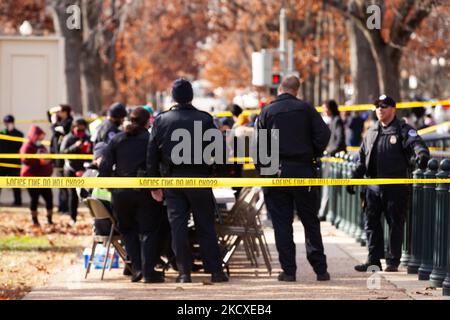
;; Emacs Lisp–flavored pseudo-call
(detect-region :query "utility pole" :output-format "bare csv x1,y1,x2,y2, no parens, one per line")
279,8,288,77
251,8,297,92
287,39,294,74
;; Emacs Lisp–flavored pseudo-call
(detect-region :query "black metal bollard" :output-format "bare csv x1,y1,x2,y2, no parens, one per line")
429,159,450,288
443,160,450,295
353,184,363,242
418,159,439,281
401,171,414,267
342,154,351,234
334,152,344,228
407,166,425,274
358,187,367,247
348,154,359,239
328,156,337,225
400,193,412,267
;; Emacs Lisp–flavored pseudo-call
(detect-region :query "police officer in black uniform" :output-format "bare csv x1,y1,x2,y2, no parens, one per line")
99,107,164,283
147,78,228,283
349,95,430,272
257,76,331,282
95,102,127,145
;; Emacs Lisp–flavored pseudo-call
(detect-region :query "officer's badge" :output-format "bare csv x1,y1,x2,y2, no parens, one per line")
408,129,418,137
390,135,397,144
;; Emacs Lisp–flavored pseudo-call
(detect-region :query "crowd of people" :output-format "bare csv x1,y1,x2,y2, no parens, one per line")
0,75,439,284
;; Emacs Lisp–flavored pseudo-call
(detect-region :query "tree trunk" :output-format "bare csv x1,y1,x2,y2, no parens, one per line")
346,21,379,104
81,50,102,113
374,46,402,102
328,16,335,102
313,9,323,106
48,0,83,114
101,0,119,100
80,0,103,113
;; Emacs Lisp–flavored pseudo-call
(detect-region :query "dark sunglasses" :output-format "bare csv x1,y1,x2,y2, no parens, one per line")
375,103,392,109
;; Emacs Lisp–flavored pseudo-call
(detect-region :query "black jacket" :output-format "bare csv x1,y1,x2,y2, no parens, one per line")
95,119,121,145
257,93,331,166
326,116,347,156
99,129,149,177
0,128,24,165
60,133,93,172
147,104,222,177
353,117,430,178
49,116,73,168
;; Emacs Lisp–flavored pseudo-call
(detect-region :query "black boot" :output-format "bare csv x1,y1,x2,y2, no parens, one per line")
316,271,331,281
47,209,53,225
144,270,165,283
277,272,296,282
354,261,382,272
211,272,229,283
31,211,39,226
131,271,143,283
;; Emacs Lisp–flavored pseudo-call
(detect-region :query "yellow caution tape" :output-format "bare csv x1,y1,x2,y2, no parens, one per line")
397,100,450,109
346,146,360,152
0,177,449,189
15,117,103,125
0,153,93,160
345,146,447,153
212,100,450,117
243,163,255,170
417,121,450,136
8,100,450,126
0,134,50,146
320,157,345,163
0,162,22,169
228,157,254,163
0,154,256,161
14,119,49,125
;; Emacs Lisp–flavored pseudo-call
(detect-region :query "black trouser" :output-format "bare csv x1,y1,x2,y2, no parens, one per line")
164,188,222,275
365,185,409,267
64,169,79,221
56,167,69,213
27,188,53,211
0,167,22,205
112,189,163,278
264,186,328,275
157,206,176,264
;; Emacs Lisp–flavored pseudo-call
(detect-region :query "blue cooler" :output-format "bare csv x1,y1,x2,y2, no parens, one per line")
83,244,119,269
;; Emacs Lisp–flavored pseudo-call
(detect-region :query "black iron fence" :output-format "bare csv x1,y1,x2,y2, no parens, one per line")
321,152,450,296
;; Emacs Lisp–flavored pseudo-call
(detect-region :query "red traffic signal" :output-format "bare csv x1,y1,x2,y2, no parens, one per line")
272,74,281,85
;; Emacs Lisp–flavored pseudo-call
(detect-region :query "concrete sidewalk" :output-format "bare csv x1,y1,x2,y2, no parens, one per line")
24,221,450,300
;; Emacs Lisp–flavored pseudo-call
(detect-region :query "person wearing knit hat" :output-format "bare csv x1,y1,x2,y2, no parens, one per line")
143,104,154,115
108,102,127,118
95,102,127,145
146,78,229,283
172,78,194,104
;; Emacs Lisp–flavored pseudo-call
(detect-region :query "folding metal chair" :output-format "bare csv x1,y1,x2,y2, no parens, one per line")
216,187,272,275
83,198,132,280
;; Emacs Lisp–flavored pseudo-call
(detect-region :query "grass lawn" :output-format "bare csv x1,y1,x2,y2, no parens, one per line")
0,207,91,299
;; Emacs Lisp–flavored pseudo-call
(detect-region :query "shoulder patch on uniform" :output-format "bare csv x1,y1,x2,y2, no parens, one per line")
408,129,418,137
108,131,117,141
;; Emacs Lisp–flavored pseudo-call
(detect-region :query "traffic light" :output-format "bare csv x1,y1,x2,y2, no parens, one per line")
272,73,281,86
270,74,281,96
